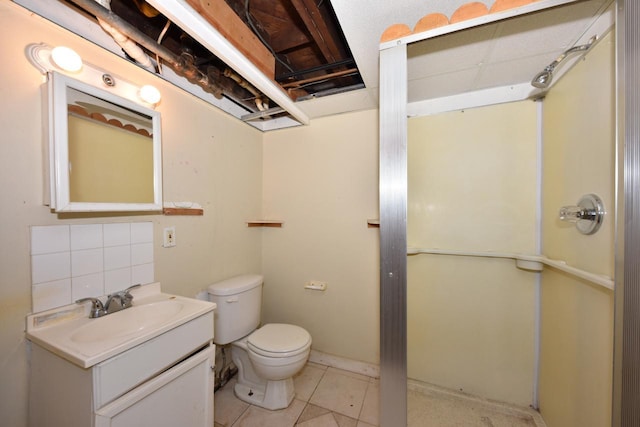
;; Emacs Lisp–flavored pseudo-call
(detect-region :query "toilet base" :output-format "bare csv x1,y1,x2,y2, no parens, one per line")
234,377,295,410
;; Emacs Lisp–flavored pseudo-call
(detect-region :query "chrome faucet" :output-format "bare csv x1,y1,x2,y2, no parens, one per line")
105,284,142,313
76,284,142,318
75,297,106,318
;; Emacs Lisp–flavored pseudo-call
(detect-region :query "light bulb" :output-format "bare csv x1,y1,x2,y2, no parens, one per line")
50,46,83,73
139,84,161,105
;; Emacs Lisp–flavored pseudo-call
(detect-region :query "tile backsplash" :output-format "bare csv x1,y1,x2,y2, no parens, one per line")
30,222,154,313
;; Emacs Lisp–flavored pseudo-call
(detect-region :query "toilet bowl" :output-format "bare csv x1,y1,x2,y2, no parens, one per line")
207,275,312,410
231,323,311,409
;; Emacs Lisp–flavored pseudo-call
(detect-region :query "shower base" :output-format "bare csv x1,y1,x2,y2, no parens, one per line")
407,379,546,427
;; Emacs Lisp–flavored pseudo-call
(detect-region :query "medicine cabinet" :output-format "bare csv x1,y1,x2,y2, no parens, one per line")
45,71,163,212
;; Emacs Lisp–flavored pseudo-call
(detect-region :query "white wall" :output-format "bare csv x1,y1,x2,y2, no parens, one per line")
538,30,615,427
0,3,263,426
261,110,380,364
407,101,539,406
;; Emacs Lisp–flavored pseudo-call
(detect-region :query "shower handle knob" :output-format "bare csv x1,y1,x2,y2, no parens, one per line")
558,194,605,235
559,205,584,222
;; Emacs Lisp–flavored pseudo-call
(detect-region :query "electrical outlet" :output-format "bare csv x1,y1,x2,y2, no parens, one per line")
163,226,176,247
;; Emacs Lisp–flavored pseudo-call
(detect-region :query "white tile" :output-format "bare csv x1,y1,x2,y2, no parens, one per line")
32,279,71,312
296,413,340,427
232,398,305,427
132,263,154,285
103,223,131,247
31,225,69,255
104,245,131,270
213,378,249,426
359,380,379,426
131,222,153,244
104,267,131,294
131,243,154,265
71,248,104,277
70,224,103,250
31,252,71,284
310,368,369,419
72,273,104,300
294,363,326,401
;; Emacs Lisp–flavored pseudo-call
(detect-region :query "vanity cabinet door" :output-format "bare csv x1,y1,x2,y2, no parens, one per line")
94,345,214,427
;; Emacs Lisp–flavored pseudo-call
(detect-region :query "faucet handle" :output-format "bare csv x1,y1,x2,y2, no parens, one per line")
123,284,142,296
120,284,142,308
76,297,106,318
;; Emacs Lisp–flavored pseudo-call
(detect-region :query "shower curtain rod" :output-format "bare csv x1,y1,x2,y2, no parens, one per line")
407,248,614,291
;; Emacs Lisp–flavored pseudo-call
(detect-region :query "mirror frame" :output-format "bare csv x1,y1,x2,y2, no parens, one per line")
46,71,163,212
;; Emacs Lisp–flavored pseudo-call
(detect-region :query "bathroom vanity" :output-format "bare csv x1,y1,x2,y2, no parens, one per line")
26,284,216,427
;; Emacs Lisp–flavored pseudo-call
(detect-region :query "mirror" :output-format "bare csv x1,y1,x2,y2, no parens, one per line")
47,71,162,212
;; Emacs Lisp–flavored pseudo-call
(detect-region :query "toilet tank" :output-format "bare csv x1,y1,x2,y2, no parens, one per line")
207,274,263,345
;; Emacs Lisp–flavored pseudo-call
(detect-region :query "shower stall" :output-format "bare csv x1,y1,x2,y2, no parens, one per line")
378,1,640,426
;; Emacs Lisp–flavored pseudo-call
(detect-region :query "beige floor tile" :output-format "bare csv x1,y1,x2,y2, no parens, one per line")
215,378,250,427
333,412,358,427
296,413,340,427
356,422,376,427
358,379,379,426
294,363,327,401
310,368,369,419
232,398,306,427
326,367,371,382
298,404,332,423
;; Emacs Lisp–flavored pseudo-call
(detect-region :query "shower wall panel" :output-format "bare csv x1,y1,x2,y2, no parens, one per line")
539,30,615,427
407,101,538,407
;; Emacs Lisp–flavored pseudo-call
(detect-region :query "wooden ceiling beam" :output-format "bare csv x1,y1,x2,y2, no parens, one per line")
185,0,275,78
288,0,343,64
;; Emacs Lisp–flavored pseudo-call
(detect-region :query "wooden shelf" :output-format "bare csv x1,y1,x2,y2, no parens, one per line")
247,220,283,228
163,207,204,216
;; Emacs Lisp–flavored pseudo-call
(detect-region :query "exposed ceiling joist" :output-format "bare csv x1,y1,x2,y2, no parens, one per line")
288,0,342,64
184,0,275,78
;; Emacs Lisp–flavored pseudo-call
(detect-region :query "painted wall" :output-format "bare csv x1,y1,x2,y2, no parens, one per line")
0,3,263,426
261,110,380,365
407,101,539,406
538,30,615,427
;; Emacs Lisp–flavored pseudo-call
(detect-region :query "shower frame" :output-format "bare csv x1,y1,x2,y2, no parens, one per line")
377,0,640,425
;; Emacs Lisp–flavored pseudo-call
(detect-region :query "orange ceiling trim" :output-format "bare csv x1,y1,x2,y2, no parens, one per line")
450,2,489,23
380,24,413,43
490,0,537,12
413,13,450,34
380,0,540,43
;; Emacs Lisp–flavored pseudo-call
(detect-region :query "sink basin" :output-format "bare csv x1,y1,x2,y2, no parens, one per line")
25,285,216,368
70,300,185,344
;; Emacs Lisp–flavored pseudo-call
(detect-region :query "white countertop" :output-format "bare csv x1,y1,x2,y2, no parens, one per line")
26,283,216,368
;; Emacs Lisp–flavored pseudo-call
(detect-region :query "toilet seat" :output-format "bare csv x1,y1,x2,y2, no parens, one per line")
247,323,311,358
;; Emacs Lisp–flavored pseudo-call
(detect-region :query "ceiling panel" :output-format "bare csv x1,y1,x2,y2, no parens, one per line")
332,0,613,117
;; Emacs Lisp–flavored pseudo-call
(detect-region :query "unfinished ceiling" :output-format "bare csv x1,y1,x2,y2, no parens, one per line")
57,0,362,120
14,0,615,128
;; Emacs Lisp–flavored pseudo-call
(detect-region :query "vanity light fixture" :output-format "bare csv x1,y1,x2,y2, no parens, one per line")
50,46,83,73
26,43,83,75
26,42,161,109
138,84,161,105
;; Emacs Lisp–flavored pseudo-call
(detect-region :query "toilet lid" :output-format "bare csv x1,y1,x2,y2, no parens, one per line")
247,323,311,357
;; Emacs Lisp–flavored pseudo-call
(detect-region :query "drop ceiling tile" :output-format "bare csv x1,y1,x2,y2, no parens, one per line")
408,68,480,103
408,25,497,80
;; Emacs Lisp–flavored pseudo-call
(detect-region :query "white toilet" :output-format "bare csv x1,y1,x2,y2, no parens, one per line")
208,274,312,410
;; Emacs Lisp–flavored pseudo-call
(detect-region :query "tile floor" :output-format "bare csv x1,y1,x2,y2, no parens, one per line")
214,362,378,427
214,362,545,427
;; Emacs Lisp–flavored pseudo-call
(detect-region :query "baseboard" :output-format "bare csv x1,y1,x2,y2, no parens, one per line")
308,350,380,378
